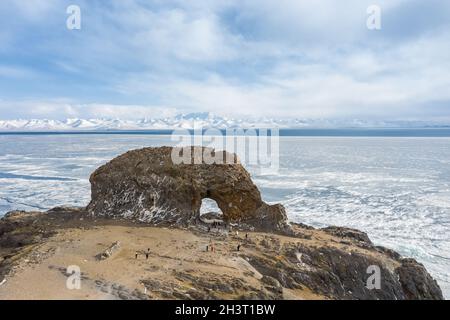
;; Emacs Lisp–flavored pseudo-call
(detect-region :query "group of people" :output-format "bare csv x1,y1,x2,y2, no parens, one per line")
132,226,251,260
205,242,215,252
204,230,250,253
207,220,226,233
135,248,151,260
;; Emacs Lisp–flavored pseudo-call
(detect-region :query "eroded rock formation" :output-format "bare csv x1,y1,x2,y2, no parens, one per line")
0,148,444,300
87,146,289,231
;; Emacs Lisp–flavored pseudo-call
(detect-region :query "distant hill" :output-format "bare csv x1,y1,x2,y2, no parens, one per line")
0,113,449,131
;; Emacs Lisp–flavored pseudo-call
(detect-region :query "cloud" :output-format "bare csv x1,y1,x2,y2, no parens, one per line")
0,100,178,120
0,0,449,120
113,25,450,120
125,8,240,62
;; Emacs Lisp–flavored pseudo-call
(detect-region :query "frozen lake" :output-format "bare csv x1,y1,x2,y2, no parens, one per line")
0,133,449,298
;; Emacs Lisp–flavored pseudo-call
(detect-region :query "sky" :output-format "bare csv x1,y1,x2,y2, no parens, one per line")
0,0,449,121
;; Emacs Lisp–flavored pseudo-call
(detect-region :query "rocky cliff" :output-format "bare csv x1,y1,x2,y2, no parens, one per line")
0,147,444,300
0,209,443,300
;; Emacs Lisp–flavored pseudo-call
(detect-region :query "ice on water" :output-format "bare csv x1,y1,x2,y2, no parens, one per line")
0,134,449,298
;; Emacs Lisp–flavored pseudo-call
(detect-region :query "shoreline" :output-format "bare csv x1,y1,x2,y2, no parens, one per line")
2,128,450,137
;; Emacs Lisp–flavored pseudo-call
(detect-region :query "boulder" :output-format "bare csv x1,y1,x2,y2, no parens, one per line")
396,258,444,300
96,241,121,261
87,146,289,232
321,226,373,246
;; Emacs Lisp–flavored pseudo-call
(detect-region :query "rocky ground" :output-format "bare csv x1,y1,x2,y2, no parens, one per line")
0,147,444,300
0,207,443,300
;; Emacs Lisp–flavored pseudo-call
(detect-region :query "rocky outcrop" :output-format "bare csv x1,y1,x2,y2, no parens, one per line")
0,149,444,300
0,208,86,283
0,209,444,300
96,241,121,261
321,226,373,246
87,146,289,232
247,239,443,300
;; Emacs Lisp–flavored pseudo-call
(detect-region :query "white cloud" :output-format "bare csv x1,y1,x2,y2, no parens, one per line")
83,103,178,119
127,9,240,62
110,25,450,120
1,0,450,121
231,0,408,46
0,100,178,120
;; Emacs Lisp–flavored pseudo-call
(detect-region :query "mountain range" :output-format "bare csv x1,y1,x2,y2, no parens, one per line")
0,113,448,131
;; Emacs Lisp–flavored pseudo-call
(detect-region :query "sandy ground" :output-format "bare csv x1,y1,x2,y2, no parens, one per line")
0,222,326,300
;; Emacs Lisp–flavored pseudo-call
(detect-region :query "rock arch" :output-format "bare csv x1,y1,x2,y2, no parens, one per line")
87,146,289,231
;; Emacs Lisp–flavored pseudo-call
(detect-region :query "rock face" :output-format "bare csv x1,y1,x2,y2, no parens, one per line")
397,258,444,300
249,233,444,300
87,146,289,231
0,211,444,300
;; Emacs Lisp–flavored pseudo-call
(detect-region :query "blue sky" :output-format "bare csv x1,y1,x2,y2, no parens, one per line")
0,0,450,120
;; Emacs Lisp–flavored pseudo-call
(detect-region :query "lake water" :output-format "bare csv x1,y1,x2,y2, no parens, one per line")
0,132,449,298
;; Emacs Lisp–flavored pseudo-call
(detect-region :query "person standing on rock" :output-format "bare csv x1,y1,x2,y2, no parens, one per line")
135,252,138,259
237,244,241,252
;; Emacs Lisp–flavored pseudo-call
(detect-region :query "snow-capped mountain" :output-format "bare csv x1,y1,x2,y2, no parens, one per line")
0,113,448,131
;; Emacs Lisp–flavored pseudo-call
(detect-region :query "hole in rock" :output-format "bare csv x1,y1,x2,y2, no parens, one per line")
199,198,223,222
